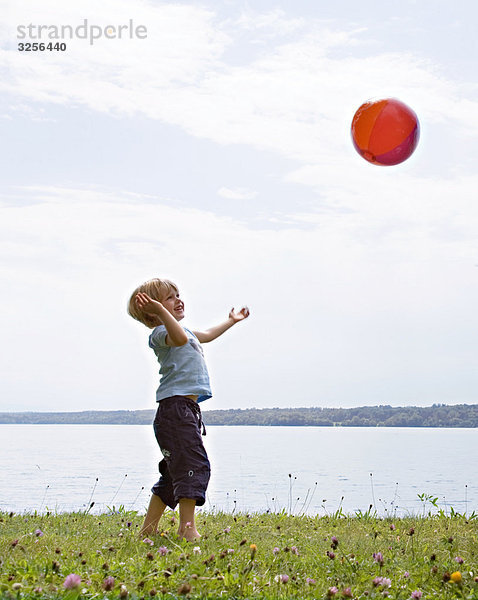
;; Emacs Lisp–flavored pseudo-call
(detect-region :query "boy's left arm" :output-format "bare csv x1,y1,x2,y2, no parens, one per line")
194,307,250,343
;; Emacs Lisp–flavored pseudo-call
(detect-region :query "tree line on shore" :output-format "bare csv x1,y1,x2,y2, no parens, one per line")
1,403,477,426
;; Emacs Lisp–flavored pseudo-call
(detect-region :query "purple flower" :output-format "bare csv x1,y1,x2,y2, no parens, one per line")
63,574,82,590
328,551,336,560
404,572,410,578
275,574,289,583
223,527,231,534
102,576,115,591
342,587,353,597
142,538,154,546
328,586,339,596
273,547,280,555
157,546,168,556
455,556,464,564
373,552,384,566
411,591,422,599
291,546,299,555
373,577,391,588
389,524,396,531
306,578,316,585
35,529,44,537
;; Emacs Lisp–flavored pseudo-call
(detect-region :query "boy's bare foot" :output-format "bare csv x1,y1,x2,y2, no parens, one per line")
178,522,201,542
179,529,201,542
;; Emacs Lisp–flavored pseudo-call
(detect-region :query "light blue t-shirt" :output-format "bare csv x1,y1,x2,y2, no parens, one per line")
148,325,212,403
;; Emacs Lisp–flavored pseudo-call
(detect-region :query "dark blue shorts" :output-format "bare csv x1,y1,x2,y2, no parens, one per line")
151,395,210,509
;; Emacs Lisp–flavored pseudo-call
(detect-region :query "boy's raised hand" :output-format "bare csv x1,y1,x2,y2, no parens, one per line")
229,306,250,323
135,292,163,316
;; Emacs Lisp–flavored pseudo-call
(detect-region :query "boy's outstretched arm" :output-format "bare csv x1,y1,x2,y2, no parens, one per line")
194,307,250,343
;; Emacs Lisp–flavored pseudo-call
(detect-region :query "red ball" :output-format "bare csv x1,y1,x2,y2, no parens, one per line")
351,98,420,166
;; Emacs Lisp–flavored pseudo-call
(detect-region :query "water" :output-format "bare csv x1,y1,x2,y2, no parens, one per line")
0,425,476,516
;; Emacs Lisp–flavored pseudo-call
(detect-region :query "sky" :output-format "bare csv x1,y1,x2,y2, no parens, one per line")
0,0,477,412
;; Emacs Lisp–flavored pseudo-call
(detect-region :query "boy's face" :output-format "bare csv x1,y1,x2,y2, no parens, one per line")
161,289,185,321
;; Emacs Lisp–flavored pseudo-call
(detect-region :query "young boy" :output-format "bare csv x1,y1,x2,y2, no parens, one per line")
128,278,249,541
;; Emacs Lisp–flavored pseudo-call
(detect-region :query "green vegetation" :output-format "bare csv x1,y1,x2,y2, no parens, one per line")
1,404,478,426
1,509,477,599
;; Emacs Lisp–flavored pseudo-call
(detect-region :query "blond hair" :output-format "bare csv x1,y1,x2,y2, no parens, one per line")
127,278,179,328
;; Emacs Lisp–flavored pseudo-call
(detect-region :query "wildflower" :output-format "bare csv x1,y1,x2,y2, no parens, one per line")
389,524,396,531
102,576,115,591
306,578,316,586
33,587,43,594
411,591,422,599
178,583,191,595
185,521,192,528
275,574,289,584
342,587,353,597
63,574,82,590
250,544,257,557
408,528,415,536
119,584,128,598
373,552,384,566
193,546,201,555
331,536,339,549
454,556,464,564
327,586,339,596
273,547,280,555
142,538,154,546
12,583,22,591
157,546,169,556
35,528,44,537
373,577,391,588
291,545,299,555
227,548,234,555
327,551,336,560
11,539,18,547
442,572,451,582
450,571,462,584
223,527,231,533
404,572,410,578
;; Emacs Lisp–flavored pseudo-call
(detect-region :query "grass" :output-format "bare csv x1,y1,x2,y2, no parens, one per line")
1,508,477,599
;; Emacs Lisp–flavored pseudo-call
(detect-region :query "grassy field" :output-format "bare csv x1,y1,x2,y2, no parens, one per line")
1,508,477,599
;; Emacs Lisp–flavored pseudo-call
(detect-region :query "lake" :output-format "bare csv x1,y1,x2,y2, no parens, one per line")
0,425,476,516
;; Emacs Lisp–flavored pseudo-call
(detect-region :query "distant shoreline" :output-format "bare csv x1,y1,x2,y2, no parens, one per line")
1,403,477,427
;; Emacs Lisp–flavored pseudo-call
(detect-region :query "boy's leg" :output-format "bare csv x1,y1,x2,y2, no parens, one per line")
177,498,200,541
140,494,167,537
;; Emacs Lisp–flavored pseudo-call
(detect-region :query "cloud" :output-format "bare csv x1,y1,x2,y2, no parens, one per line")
3,1,478,166
217,186,257,200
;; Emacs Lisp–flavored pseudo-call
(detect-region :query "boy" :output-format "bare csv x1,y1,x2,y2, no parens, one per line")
128,278,249,541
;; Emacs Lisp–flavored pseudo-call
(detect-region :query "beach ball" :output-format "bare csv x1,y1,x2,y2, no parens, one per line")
351,98,420,166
